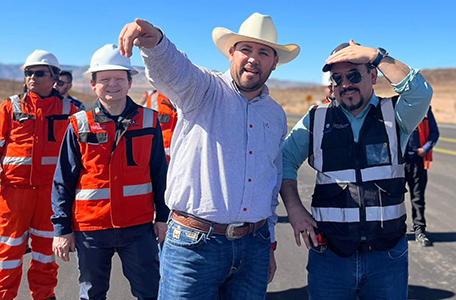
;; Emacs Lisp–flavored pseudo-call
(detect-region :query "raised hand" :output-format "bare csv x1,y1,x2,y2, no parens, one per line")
119,19,163,58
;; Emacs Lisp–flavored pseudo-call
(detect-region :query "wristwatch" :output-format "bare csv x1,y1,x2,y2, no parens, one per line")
371,47,388,68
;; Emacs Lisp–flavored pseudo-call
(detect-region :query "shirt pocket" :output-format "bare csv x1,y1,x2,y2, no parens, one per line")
262,121,282,160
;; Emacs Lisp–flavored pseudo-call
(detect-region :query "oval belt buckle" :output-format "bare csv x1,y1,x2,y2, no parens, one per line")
226,223,245,240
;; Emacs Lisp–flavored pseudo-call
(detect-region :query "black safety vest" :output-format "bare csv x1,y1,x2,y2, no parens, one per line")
308,96,406,257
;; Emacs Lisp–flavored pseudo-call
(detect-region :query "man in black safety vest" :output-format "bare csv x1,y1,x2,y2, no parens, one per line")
280,40,433,299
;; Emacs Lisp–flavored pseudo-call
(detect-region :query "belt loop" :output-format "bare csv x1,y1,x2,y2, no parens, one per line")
252,222,258,236
206,221,215,240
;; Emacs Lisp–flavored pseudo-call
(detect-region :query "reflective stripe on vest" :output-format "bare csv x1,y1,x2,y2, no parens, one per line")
0,231,28,246
151,91,159,111
1,95,72,167
29,228,54,239
10,95,21,114
312,202,406,223
74,111,90,134
41,157,58,165
76,183,153,201
0,258,23,269
313,98,402,184
31,252,55,264
1,156,32,165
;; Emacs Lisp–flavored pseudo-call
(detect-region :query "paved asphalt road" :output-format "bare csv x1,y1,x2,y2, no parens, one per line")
16,120,456,299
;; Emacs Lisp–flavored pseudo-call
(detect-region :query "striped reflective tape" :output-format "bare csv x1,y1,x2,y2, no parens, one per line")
312,203,406,223
29,228,54,239
0,140,5,147
366,202,406,222
62,98,72,115
312,207,360,223
312,105,328,172
0,258,23,270
0,231,28,246
74,111,90,133
32,252,55,264
143,108,155,128
41,157,58,165
316,169,356,184
361,165,405,182
75,188,110,201
380,98,399,165
123,183,152,197
1,156,32,165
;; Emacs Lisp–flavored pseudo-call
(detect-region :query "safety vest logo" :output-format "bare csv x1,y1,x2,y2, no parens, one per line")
90,123,104,131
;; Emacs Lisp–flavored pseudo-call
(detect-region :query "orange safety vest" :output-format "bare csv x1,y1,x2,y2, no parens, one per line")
70,106,159,231
417,114,433,169
0,91,77,187
144,90,177,162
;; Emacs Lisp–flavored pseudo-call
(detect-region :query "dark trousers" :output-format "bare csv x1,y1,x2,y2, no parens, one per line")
405,158,428,231
74,223,159,300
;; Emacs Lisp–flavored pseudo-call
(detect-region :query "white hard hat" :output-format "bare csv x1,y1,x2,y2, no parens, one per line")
22,50,61,70
85,44,138,77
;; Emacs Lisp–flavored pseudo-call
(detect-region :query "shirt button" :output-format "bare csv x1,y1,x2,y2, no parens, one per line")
243,208,247,211
249,124,253,128
248,178,252,182
249,151,252,155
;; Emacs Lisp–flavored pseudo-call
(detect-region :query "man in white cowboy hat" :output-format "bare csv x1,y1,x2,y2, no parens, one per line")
119,12,299,299
51,44,169,299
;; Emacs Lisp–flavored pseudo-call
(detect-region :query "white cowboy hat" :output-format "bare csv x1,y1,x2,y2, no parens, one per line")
212,13,300,66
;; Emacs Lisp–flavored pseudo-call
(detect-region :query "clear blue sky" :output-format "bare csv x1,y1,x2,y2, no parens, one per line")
0,0,454,84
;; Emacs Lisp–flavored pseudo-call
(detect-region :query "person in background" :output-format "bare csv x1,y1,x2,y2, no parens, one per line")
405,106,439,247
141,89,177,162
54,70,86,111
280,40,432,299
118,12,299,299
0,50,78,300
51,44,168,300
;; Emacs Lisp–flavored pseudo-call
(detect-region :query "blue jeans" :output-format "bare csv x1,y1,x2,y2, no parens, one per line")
74,223,159,300
307,236,408,300
158,219,271,300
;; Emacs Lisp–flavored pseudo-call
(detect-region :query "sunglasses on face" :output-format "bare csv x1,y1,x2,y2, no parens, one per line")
331,70,367,87
56,80,71,86
24,70,50,78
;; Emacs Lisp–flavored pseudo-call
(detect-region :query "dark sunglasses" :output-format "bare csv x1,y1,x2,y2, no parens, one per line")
56,80,71,86
331,70,367,87
24,70,50,78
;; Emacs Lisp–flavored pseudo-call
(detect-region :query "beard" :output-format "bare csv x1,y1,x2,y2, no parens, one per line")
232,64,273,94
338,87,365,112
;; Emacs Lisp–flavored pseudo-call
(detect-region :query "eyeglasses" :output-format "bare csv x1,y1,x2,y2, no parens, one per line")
24,70,50,78
330,70,367,87
56,80,71,86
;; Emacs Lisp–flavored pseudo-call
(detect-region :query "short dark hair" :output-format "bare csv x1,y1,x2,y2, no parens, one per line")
60,70,73,82
91,71,132,83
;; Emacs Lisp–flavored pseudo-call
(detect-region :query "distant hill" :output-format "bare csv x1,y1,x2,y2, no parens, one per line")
0,63,454,123
0,63,315,91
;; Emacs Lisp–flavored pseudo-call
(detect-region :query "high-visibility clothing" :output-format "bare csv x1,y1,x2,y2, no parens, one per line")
0,89,77,299
0,91,77,187
417,113,433,169
70,104,160,231
308,97,406,257
144,90,177,161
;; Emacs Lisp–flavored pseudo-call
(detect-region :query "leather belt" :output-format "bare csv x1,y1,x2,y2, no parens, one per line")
171,211,266,240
